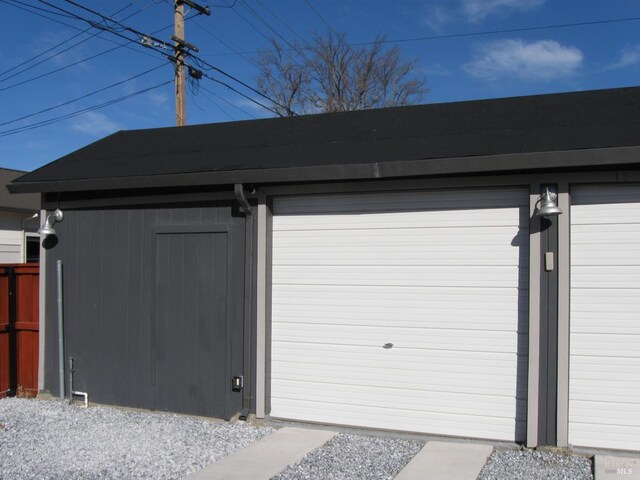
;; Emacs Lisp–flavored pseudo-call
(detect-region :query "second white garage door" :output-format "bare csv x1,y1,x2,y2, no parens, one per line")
270,188,529,442
569,184,640,451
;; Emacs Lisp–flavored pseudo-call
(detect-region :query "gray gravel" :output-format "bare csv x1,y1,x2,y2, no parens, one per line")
0,397,272,480
478,449,593,480
0,398,599,480
271,433,424,480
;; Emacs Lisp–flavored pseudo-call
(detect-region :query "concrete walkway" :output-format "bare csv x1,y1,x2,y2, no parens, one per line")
185,426,495,480
184,427,337,480
395,441,493,480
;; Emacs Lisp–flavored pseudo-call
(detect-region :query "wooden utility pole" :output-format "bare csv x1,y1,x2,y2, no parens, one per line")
172,0,210,126
174,1,186,126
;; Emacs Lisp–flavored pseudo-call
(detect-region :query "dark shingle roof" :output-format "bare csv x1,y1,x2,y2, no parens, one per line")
9,86,640,193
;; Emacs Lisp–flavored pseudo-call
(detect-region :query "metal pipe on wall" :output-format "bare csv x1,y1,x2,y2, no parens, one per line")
56,259,64,400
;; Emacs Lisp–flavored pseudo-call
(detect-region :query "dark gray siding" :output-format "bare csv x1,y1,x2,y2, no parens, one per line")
44,202,246,419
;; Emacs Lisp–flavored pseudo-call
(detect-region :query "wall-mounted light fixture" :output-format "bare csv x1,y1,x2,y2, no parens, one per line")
537,187,563,217
38,209,64,236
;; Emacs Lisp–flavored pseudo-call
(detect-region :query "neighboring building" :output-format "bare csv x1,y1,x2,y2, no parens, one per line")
0,168,40,263
8,86,640,452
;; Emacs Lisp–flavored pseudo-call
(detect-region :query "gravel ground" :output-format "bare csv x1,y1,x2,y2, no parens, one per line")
478,449,593,480
271,433,424,480
1,398,597,480
0,397,272,480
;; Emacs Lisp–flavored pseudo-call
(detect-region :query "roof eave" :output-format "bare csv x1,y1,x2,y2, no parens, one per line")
8,145,640,194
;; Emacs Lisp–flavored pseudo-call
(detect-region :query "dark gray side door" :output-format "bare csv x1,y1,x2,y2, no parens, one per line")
153,225,234,418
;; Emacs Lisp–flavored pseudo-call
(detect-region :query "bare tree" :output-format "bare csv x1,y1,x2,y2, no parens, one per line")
255,31,427,116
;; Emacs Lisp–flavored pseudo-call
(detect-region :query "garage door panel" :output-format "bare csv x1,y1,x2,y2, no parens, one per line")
273,249,523,266
272,363,523,396
274,189,528,215
272,379,523,416
569,184,640,451
272,188,528,441
273,343,525,370
570,267,640,288
274,226,527,244
571,333,640,357
571,248,640,265
273,266,528,288
272,398,523,441
572,204,640,224
272,323,525,353
273,311,528,331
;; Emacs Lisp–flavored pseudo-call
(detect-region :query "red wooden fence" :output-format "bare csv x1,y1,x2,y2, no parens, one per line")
0,264,39,398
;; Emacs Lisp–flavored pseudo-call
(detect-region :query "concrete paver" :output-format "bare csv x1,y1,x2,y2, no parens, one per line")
394,441,493,480
183,426,337,480
594,455,640,480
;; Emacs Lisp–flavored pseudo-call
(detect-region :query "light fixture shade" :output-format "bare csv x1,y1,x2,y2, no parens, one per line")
38,208,64,237
537,187,563,216
37,225,57,236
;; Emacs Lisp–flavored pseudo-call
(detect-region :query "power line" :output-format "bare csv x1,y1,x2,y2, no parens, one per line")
211,0,236,8
0,80,173,138
0,0,149,80
197,82,257,119
0,65,165,127
237,0,298,52
303,0,337,36
192,18,260,71
9,0,295,120
189,55,297,115
189,82,235,121
0,44,126,93
255,0,312,48
202,14,640,57
199,71,282,117
4,0,77,19
349,16,640,47
38,0,170,48
1,0,169,74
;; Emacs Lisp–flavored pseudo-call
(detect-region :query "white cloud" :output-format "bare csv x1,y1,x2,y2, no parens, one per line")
463,39,583,81
146,91,170,107
461,0,545,22
422,5,451,30
605,44,640,70
425,63,450,76
71,111,123,135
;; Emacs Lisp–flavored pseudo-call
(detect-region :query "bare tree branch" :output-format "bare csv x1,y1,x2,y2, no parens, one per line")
254,30,428,115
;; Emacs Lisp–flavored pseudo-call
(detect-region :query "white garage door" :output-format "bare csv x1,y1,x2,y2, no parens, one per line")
570,184,640,451
271,188,529,442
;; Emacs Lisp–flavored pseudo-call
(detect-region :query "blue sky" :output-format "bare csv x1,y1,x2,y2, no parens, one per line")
1,0,639,172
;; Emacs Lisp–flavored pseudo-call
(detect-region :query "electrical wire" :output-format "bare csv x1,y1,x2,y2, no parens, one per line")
198,83,257,119
237,0,299,53
211,0,236,8
1,0,168,71
0,80,173,138
38,0,170,48
255,0,312,48
188,55,296,114
10,0,292,118
192,18,260,71
4,0,77,19
189,82,236,121
0,44,126,93
199,71,282,117
303,0,337,35
202,14,640,57
0,65,165,127
0,0,146,81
